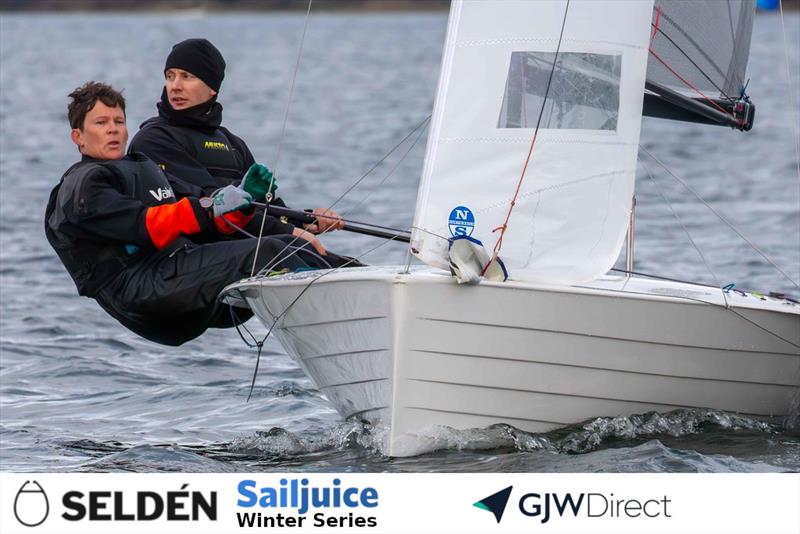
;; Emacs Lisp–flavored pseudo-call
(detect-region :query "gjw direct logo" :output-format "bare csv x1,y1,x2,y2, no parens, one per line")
474,485,673,524
473,485,512,523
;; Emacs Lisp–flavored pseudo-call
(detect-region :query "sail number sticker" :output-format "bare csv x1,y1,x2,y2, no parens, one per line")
448,206,475,237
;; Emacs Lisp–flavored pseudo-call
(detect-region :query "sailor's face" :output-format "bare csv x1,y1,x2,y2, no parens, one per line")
71,102,128,160
165,68,217,110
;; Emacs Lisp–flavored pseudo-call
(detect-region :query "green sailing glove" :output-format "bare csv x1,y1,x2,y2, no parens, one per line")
212,184,253,218
240,163,277,202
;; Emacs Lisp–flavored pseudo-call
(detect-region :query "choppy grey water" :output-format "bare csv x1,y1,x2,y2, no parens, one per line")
1,11,798,473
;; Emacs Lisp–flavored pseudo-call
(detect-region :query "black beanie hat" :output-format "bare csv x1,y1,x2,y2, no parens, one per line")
164,38,226,92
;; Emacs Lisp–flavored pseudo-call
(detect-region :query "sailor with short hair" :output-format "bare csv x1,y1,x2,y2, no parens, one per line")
46,81,347,346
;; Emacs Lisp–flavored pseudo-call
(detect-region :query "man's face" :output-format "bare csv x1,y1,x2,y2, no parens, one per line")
70,101,128,160
165,68,217,110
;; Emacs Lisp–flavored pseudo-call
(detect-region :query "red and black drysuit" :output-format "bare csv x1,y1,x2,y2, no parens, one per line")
128,91,297,237
45,153,343,346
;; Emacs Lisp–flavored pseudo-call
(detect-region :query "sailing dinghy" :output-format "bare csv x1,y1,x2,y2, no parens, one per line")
223,0,800,457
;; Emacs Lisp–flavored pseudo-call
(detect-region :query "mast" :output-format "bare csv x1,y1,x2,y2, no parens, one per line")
626,196,635,277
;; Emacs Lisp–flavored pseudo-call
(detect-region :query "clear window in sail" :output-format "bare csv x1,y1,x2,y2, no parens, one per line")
498,52,621,130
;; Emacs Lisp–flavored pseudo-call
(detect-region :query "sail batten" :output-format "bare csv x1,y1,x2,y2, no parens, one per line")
411,0,654,285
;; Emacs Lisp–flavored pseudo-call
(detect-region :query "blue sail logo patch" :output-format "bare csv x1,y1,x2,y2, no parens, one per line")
448,206,475,237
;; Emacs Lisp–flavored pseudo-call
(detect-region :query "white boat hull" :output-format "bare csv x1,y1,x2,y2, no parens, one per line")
223,267,800,456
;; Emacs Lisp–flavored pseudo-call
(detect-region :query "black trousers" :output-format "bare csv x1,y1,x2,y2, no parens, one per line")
96,235,351,346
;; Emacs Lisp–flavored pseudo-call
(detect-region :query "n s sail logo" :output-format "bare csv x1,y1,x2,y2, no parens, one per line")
448,206,475,237
14,480,49,527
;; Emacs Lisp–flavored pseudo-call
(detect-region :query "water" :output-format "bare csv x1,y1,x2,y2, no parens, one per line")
1,11,798,473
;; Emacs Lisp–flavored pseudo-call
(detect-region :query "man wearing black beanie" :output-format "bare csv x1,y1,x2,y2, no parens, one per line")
129,38,343,255
164,38,225,96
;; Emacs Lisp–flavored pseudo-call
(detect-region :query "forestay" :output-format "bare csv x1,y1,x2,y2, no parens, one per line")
411,0,653,284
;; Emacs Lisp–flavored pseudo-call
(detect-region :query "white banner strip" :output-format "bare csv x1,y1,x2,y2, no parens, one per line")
1,473,798,534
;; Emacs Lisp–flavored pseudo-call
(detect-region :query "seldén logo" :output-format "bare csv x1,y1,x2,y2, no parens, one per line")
61,484,217,522
14,481,50,527
473,486,512,523
11,480,217,526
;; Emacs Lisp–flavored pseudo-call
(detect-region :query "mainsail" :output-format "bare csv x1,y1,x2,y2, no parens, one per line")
646,0,754,101
642,0,756,128
411,0,654,284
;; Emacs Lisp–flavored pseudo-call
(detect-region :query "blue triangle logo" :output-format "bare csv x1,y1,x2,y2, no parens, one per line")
473,485,513,523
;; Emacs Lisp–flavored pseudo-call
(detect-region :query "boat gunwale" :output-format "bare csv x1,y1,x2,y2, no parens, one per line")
221,266,800,316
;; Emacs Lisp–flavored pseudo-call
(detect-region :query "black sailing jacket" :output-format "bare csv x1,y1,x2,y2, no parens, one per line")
128,91,294,236
45,154,215,297
46,153,351,346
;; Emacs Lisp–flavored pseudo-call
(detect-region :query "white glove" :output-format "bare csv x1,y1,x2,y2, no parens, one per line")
212,185,252,218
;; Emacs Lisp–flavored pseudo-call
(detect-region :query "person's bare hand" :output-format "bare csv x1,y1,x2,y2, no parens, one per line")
292,227,327,256
304,208,345,234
